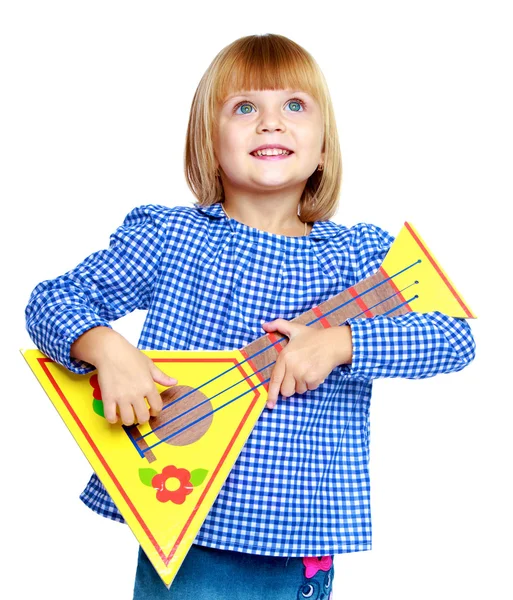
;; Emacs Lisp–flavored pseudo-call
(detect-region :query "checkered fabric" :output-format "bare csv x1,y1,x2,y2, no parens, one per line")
25,202,476,556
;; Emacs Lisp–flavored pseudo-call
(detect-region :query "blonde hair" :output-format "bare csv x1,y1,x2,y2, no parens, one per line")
184,33,342,222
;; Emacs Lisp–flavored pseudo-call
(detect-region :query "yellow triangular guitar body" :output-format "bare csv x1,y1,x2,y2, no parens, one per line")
22,349,268,588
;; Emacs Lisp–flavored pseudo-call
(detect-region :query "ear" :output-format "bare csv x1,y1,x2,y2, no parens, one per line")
319,143,325,167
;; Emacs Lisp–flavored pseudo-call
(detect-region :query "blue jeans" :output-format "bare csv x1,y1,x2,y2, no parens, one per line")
133,544,335,599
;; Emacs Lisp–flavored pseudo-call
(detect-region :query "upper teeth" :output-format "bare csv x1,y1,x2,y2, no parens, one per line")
252,148,291,156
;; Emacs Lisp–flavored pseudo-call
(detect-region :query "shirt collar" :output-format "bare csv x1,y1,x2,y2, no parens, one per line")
193,202,339,240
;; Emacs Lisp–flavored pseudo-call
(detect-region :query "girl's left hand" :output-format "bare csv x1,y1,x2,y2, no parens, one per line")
262,318,353,409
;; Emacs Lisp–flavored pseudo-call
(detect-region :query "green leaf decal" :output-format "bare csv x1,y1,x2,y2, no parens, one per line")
139,468,158,487
190,468,208,487
92,398,105,418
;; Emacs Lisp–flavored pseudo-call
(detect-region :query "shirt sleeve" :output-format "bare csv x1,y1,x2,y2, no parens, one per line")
339,223,476,381
25,204,171,374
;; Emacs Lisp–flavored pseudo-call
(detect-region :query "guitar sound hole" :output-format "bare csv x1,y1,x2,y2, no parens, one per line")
149,385,214,446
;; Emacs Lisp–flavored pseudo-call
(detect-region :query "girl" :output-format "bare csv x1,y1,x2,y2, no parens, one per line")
25,33,476,599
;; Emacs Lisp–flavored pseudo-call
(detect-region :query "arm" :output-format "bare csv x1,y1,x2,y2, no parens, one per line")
263,222,476,406
343,311,475,382
25,204,178,424
25,204,170,373
263,308,475,408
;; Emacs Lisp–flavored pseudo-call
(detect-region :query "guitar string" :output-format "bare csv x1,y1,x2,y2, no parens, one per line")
134,280,420,443
126,266,421,452
136,290,419,454
127,258,420,437
127,273,420,452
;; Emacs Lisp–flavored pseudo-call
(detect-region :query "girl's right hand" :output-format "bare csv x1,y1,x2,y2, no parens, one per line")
70,326,178,426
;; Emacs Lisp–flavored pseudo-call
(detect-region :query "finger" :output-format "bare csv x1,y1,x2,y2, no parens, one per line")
119,402,136,426
103,399,118,424
280,368,297,398
263,318,293,338
295,380,308,394
266,359,286,408
261,318,281,330
133,396,151,425
149,362,178,387
306,378,325,391
146,384,164,417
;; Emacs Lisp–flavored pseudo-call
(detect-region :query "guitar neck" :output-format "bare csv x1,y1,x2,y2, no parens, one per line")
239,268,410,387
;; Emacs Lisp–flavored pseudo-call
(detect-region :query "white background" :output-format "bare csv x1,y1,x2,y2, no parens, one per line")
1,1,511,598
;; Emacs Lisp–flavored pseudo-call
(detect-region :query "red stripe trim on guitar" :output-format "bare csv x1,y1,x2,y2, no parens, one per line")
405,222,474,318
348,287,374,317
312,306,332,328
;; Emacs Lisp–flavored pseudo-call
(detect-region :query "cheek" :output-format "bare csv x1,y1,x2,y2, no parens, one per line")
303,116,324,147
218,131,245,157
296,121,321,145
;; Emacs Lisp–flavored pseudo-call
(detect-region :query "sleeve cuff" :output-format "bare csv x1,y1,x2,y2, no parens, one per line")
57,318,113,374
339,318,374,382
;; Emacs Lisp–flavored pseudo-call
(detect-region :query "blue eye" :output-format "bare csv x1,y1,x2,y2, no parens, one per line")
286,99,305,112
234,98,306,114
236,103,254,114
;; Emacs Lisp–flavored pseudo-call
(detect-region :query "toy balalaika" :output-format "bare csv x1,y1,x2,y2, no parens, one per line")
22,222,475,588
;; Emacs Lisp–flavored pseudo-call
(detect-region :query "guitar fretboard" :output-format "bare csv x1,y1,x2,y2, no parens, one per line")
240,266,415,386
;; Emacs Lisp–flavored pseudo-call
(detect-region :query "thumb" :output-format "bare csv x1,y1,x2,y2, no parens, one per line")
262,318,294,338
150,362,178,386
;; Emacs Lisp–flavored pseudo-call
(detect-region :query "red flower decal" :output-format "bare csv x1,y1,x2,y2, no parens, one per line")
151,465,194,504
302,555,333,578
90,374,102,399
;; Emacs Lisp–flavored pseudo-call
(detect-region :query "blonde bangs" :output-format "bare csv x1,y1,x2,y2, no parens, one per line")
185,34,342,222
211,37,326,116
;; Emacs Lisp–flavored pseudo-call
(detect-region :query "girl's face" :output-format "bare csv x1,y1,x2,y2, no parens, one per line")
214,89,324,197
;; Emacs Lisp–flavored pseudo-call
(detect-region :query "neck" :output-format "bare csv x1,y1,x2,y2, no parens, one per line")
222,201,308,236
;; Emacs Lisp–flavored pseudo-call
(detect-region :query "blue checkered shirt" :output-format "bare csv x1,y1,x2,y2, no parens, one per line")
25,202,476,556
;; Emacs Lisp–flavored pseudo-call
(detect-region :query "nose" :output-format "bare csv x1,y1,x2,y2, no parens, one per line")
257,121,284,133
256,107,286,133
258,124,284,133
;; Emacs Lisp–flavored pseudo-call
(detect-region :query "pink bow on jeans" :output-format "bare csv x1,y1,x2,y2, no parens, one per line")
302,555,333,579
